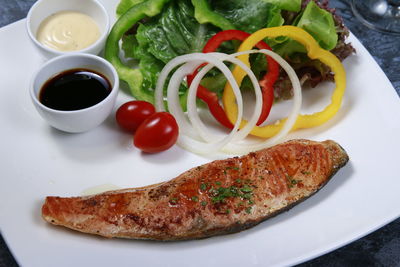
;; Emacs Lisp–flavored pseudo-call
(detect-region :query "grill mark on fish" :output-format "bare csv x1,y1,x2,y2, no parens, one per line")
312,145,320,173
42,139,349,240
270,152,287,196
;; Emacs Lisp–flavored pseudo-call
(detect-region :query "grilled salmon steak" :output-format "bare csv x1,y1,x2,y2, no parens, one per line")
42,139,349,240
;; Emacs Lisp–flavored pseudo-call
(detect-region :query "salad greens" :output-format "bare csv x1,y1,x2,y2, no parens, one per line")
263,0,301,12
296,1,337,50
107,0,353,102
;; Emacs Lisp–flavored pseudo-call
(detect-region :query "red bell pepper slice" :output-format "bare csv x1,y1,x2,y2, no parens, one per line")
187,29,279,129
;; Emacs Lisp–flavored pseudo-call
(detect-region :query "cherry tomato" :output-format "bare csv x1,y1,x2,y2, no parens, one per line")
116,101,155,133
134,112,179,153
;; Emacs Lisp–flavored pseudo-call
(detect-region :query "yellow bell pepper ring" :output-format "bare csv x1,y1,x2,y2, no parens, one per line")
222,25,346,138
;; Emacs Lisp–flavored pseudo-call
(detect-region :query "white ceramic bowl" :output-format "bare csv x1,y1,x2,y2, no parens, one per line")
26,0,110,59
30,53,119,133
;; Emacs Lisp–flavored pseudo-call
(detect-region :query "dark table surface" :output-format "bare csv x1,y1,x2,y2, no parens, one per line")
1,0,400,266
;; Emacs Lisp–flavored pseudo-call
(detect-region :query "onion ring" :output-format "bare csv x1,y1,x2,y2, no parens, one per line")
154,50,302,156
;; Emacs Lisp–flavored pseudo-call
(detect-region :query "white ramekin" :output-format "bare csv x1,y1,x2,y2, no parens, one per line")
30,53,119,133
26,0,110,60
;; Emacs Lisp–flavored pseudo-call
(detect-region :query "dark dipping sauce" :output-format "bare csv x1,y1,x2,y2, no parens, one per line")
39,68,112,111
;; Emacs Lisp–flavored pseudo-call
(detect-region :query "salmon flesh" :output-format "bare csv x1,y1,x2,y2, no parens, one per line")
42,139,349,240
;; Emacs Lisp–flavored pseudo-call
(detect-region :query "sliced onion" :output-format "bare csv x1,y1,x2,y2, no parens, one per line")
186,52,262,145
163,61,201,139
185,50,302,155
221,49,302,154
154,53,245,154
154,49,302,156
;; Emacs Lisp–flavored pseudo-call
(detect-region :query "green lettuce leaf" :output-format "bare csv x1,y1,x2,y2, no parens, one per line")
208,0,284,33
262,0,301,12
295,0,338,50
121,34,137,58
271,1,338,59
135,41,165,91
135,0,219,64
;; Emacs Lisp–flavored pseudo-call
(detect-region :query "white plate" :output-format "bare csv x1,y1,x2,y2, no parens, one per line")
1,1,400,266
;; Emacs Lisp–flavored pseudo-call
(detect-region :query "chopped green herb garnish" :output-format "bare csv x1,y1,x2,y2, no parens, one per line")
242,193,252,200
226,209,231,214
240,184,253,193
209,187,218,196
191,196,199,202
245,207,252,214
287,175,301,188
236,179,242,183
201,201,207,206
200,183,207,191
211,186,237,203
169,197,178,204
212,195,225,204
208,183,254,204
215,181,221,185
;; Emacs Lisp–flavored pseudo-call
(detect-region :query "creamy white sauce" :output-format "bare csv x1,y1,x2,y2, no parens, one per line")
36,11,100,51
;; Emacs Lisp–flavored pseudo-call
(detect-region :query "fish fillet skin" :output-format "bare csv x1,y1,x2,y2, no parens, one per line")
42,139,349,240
